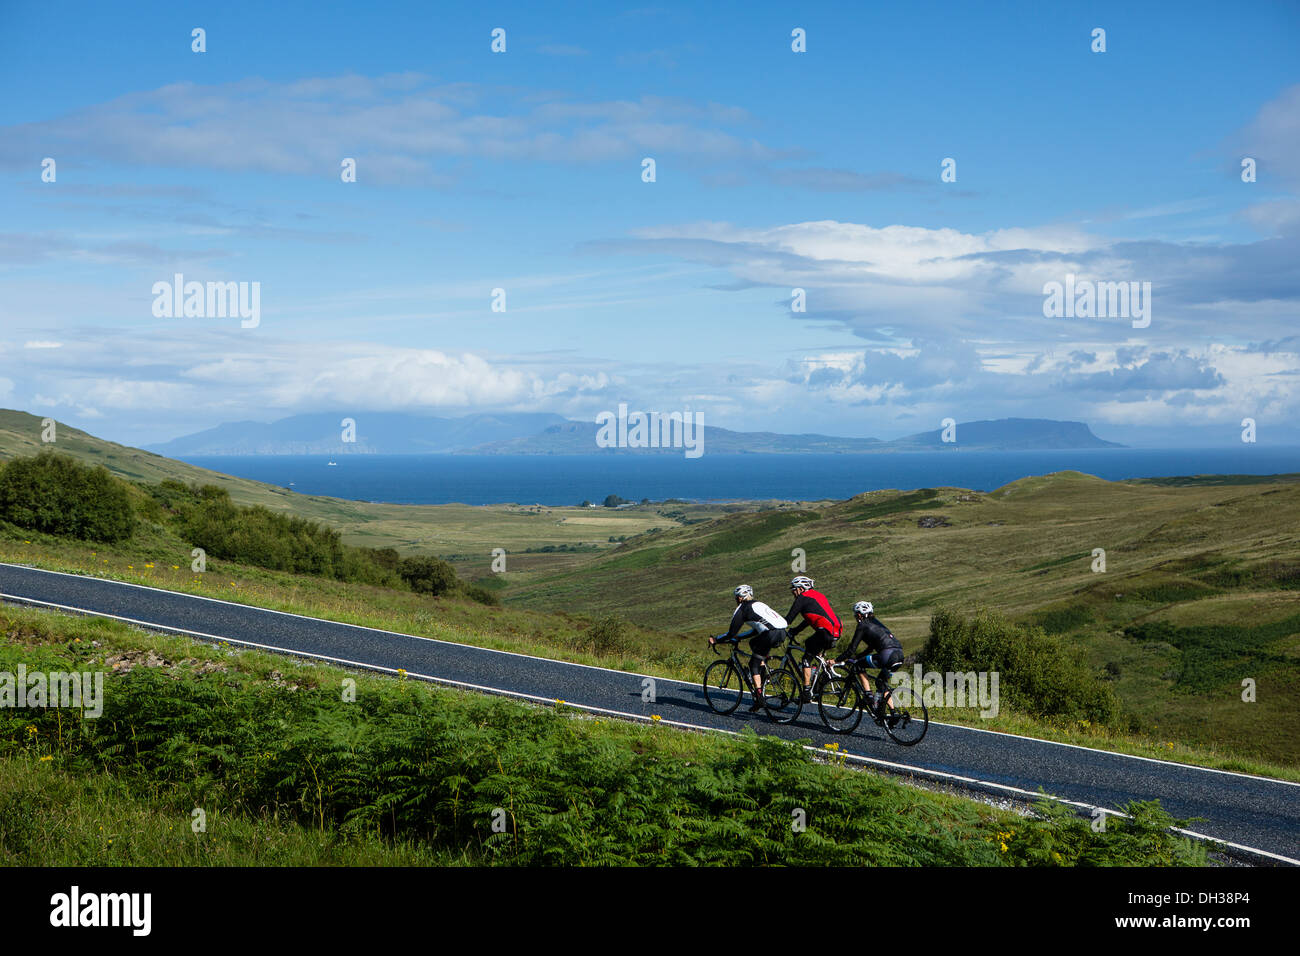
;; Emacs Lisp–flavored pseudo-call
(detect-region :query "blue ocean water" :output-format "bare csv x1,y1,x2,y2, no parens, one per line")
181,448,1300,507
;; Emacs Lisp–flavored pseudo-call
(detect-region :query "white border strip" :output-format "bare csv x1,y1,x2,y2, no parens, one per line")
3,560,1297,790
3,588,1298,867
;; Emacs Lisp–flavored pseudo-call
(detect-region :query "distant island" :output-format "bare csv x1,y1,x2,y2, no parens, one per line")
144,412,1123,456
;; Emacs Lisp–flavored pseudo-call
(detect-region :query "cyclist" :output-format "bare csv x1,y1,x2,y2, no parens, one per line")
784,575,843,703
835,601,904,720
709,584,789,712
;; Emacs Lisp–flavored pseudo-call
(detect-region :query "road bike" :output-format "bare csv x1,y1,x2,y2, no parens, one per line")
817,656,929,745
702,634,787,719
760,640,847,725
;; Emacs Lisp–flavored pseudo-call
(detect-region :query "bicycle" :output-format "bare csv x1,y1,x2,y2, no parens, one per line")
761,641,847,725
817,656,929,745
702,634,786,718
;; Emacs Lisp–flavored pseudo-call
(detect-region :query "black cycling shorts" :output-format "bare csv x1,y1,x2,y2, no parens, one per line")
801,629,836,664
859,645,904,676
748,628,786,674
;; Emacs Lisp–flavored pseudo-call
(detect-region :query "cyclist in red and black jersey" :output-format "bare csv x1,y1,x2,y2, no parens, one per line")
785,575,843,703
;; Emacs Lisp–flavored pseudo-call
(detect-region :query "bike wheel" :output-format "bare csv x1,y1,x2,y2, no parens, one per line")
817,674,863,734
882,682,929,746
703,660,745,715
762,663,803,724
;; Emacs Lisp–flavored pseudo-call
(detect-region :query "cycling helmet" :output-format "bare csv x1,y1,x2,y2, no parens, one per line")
734,584,754,600
790,575,814,591
853,601,873,616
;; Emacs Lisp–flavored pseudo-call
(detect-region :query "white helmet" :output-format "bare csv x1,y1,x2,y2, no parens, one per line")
854,601,873,616
734,584,754,600
790,575,814,591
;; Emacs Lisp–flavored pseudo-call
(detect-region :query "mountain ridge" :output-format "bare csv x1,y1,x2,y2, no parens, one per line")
144,412,1124,455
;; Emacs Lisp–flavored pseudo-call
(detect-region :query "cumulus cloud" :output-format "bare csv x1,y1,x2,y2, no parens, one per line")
592,215,1300,349
8,329,619,431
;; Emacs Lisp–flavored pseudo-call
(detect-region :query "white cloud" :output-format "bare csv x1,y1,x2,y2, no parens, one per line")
0,77,785,186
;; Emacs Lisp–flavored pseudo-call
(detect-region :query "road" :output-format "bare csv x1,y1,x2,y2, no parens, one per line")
2,561,1297,863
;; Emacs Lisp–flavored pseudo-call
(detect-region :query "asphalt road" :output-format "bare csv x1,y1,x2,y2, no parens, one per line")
2,561,1297,863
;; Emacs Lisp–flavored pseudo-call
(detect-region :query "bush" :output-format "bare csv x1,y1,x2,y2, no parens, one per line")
398,556,458,596
585,615,627,655
0,453,134,543
920,607,1120,724
158,483,400,586
459,582,500,607
1033,604,1094,634
179,497,347,577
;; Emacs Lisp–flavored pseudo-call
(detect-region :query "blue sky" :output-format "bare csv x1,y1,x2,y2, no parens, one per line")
1,0,1298,447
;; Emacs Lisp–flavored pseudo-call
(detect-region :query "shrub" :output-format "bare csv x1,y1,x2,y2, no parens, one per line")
1033,604,1094,634
459,582,501,606
0,453,134,543
920,607,1120,724
585,615,627,655
398,556,458,596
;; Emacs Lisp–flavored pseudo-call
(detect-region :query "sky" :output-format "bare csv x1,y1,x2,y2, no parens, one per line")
1,0,1298,448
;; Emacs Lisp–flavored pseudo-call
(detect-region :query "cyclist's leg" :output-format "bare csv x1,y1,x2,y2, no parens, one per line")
857,652,878,694
747,627,783,704
876,647,905,711
801,630,831,691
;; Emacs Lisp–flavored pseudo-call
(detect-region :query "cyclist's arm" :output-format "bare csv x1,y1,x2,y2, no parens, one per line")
837,622,866,661
784,597,807,635
720,604,751,640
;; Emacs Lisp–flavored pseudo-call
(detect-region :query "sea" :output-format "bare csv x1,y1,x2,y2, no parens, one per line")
181,448,1300,507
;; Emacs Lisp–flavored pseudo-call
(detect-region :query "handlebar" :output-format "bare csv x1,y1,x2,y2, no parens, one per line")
710,635,740,656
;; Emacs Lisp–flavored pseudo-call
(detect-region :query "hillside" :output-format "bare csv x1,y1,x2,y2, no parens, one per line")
487,472,1300,765
0,409,290,497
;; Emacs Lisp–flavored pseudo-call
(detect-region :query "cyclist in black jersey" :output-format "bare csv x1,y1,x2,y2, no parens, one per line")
709,584,789,712
835,601,904,714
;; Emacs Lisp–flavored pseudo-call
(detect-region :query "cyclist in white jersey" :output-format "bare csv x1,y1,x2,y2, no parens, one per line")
709,584,789,711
